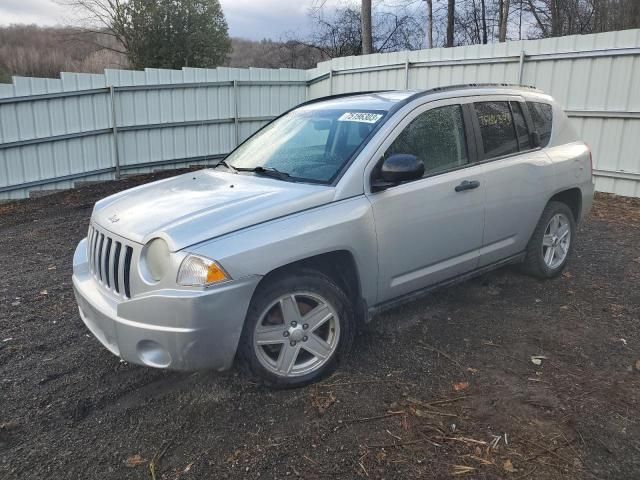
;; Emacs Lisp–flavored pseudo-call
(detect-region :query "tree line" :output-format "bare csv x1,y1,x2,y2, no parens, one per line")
1,0,638,81
313,0,640,57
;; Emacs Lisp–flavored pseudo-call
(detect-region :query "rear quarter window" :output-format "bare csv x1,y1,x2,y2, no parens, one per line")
527,102,553,147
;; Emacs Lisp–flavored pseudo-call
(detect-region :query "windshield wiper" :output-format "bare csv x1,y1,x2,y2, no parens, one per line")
233,165,293,181
213,159,238,173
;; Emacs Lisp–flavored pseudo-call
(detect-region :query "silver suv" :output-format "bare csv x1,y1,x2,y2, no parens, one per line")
72,84,594,387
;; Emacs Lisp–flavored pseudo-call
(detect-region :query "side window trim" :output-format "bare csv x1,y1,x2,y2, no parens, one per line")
514,100,545,153
507,101,523,150
461,104,481,164
464,103,485,164
509,101,534,152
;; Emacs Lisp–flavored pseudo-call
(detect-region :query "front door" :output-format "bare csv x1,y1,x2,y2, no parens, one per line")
366,103,486,304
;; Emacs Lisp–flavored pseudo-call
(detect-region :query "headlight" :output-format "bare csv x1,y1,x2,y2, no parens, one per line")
177,254,231,286
140,238,170,282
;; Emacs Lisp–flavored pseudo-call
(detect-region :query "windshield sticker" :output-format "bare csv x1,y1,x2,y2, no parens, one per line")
338,112,383,124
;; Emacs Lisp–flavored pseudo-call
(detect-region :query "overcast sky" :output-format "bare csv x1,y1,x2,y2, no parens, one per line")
0,0,342,40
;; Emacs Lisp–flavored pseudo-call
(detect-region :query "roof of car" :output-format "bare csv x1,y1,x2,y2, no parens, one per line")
299,84,545,112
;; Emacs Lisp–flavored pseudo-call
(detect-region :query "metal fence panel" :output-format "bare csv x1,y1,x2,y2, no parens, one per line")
307,29,640,197
0,66,306,199
1,30,640,199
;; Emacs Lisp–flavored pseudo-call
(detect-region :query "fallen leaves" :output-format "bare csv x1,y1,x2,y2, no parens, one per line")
635,359,640,371
503,459,516,472
453,382,469,392
125,454,146,468
309,389,337,415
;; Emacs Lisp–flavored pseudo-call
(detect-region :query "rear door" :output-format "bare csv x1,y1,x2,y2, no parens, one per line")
470,98,553,266
366,100,486,304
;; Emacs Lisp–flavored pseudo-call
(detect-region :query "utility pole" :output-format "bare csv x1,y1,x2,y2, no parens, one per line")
362,0,373,54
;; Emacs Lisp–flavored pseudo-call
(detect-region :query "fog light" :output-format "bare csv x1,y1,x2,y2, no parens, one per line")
137,340,171,368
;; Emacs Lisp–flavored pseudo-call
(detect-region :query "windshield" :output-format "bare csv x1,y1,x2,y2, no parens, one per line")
225,108,386,183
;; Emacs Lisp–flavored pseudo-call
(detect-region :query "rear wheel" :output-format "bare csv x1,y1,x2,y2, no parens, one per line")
238,269,354,388
522,201,576,279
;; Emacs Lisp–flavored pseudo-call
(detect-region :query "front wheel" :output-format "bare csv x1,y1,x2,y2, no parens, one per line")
238,269,355,388
522,201,576,279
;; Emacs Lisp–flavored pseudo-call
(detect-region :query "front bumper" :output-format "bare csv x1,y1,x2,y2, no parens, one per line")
72,238,260,371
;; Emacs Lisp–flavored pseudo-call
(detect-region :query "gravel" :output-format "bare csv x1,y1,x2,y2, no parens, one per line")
1,172,639,479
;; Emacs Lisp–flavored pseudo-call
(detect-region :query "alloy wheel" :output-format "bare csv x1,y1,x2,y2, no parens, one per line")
542,213,571,269
253,292,340,377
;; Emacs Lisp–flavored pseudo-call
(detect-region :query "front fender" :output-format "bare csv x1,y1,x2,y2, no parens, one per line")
187,196,379,306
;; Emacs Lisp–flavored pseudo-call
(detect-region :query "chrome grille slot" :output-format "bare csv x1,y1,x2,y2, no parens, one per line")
104,237,113,287
97,234,105,280
113,242,122,293
123,246,133,298
87,224,134,299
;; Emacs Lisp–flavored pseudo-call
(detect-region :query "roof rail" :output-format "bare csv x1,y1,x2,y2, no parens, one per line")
298,83,541,109
296,90,389,108
429,82,539,92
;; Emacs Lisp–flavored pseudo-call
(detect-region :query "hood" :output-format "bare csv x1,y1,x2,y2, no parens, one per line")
92,170,335,251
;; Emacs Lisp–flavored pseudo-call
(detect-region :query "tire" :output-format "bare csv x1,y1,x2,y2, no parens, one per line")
238,268,355,388
522,201,576,279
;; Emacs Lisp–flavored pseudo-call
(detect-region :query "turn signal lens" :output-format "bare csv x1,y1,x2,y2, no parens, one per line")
206,263,228,283
177,255,230,286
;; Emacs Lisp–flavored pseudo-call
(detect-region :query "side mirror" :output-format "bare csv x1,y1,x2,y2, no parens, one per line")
372,153,425,191
530,131,541,148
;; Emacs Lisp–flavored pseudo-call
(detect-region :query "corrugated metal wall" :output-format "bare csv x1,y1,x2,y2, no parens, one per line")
307,29,640,197
0,67,306,200
1,29,640,199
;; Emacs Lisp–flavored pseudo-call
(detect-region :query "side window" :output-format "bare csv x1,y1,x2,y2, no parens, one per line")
510,101,531,150
385,105,468,177
528,102,553,147
474,101,518,158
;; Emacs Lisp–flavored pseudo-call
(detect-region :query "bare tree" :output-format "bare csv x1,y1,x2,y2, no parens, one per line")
361,0,373,54
480,0,488,43
498,0,510,41
425,0,434,48
300,4,425,58
0,24,127,80
446,0,455,47
524,0,640,38
56,0,129,55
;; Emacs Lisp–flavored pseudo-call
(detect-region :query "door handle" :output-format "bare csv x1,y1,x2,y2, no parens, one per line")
455,180,480,192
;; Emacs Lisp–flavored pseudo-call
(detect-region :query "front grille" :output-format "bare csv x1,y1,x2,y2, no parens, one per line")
88,225,134,298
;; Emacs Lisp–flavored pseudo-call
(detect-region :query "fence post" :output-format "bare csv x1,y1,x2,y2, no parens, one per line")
328,69,333,95
518,50,526,85
233,80,240,146
404,58,410,89
109,86,121,179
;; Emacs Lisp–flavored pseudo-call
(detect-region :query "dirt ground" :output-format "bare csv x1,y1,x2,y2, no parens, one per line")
1,172,639,480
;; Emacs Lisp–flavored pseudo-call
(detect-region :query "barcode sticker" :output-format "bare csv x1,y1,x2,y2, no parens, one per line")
338,112,383,123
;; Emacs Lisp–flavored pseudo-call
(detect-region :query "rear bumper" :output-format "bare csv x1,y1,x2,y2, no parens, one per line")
72,238,260,371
